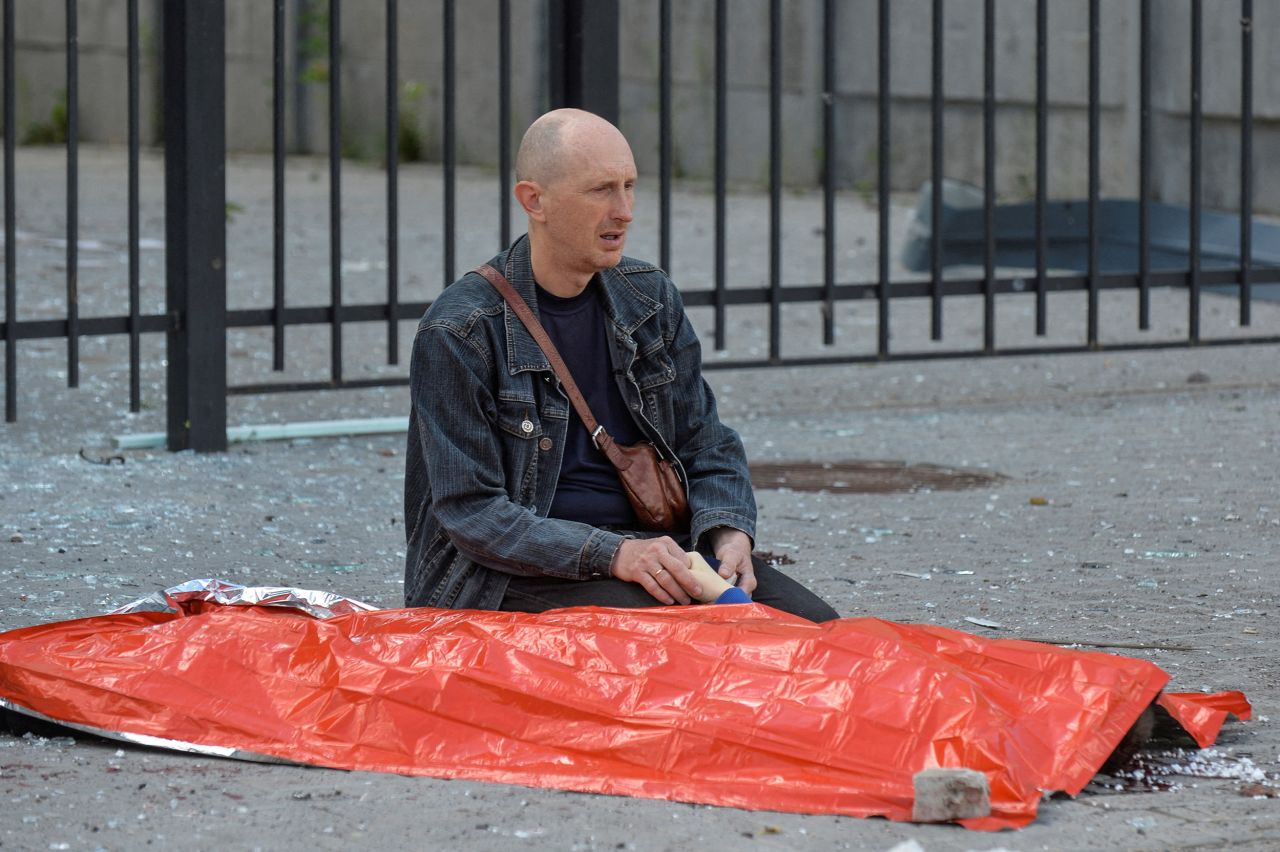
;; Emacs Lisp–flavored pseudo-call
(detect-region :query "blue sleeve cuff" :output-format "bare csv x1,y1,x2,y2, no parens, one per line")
714,586,753,604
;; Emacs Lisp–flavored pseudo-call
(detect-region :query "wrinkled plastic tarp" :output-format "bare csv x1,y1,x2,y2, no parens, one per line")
0,581,1250,830
109,577,379,620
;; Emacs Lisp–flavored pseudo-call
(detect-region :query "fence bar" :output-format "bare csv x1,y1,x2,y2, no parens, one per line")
1138,0,1151,330
293,0,309,153
695,334,1280,373
272,0,286,370
2,0,14,422
1240,0,1252,326
65,0,79,389
232,330,1280,392
127,0,140,412
876,0,890,357
13,314,170,341
1034,0,1047,336
164,0,226,451
659,0,672,273
1087,0,1099,346
713,0,726,350
673,268,1280,310
226,251,1280,395
443,0,455,286
499,0,511,248
328,0,343,382
982,0,995,353
385,0,399,363
820,0,835,345
214,265,1279,318
548,0,620,122
768,0,782,361
1189,0,1202,343
930,0,943,340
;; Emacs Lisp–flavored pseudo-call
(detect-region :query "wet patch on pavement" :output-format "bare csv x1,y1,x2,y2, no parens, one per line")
749,460,1005,494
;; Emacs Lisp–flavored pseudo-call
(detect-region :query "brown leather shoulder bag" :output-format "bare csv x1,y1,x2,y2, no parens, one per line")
474,264,691,533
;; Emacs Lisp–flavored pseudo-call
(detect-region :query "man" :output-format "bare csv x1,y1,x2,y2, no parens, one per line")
404,108,837,622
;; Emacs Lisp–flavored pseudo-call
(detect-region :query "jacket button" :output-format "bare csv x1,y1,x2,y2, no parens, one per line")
538,437,553,451
521,419,534,434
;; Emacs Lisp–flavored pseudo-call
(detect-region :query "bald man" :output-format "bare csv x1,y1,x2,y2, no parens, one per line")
403,109,837,622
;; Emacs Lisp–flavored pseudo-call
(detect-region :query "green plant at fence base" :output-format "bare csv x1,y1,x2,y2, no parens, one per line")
24,90,69,145
334,79,430,167
299,61,330,86
398,80,426,163
1014,170,1035,201
299,0,331,85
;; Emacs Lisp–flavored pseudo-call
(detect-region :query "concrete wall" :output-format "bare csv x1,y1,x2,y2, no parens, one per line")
2,0,164,146
627,0,1275,209
1147,7,1280,211
2,1,1275,210
221,0,545,167
1,0,543,167
619,0,1138,198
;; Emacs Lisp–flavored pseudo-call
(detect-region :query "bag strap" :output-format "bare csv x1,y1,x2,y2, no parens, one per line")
474,263,612,450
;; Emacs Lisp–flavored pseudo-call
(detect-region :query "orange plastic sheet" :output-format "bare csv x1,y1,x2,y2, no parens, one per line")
0,582,1250,831
1157,691,1252,748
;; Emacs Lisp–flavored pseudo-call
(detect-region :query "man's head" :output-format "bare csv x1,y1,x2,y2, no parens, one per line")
514,109,637,291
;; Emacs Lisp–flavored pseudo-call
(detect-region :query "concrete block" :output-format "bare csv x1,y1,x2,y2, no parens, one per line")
338,0,389,62
832,0,879,98
224,61,274,152
1149,111,1280,212
619,0,660,82
877,0,1128,108
1151,9,1280,119
843,98,1131,199
911,767,991,823
225,0,273,63
11,1,65,46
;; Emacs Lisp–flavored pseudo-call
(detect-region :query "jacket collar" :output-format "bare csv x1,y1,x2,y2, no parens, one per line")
500,235,661,376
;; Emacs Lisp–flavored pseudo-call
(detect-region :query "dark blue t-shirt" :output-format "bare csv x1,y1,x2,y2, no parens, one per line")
536,281,643,526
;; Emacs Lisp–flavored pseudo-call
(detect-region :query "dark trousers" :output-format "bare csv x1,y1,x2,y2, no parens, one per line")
500,554,840,623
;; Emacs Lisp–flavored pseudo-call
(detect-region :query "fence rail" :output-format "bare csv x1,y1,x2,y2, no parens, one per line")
1,0,1277,452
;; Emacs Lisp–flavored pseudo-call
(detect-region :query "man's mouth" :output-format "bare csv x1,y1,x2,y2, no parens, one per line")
600,230,625,246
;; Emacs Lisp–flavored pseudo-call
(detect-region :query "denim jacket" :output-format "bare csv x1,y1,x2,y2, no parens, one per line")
403,235,756,610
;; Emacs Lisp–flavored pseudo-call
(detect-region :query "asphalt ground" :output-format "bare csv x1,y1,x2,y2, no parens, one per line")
1,149,1277,850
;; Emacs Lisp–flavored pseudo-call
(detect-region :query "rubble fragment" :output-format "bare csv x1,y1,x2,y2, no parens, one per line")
912,768,991,822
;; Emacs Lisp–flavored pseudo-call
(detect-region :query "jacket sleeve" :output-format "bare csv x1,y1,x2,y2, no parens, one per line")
410,315,625,579
660,281,758,549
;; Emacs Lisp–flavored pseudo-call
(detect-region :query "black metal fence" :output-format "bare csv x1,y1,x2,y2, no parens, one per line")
3,0,158,429
2,0,1277,451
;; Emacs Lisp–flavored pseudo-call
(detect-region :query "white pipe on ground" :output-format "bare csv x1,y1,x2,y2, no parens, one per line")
113,416,410,450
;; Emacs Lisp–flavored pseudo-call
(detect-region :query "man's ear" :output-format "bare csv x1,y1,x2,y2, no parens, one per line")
514,180,545,222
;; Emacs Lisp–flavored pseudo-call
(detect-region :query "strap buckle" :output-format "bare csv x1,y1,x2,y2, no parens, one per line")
590,425,606,450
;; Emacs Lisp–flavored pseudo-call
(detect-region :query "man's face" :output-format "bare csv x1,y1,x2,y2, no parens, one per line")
539,128,637,277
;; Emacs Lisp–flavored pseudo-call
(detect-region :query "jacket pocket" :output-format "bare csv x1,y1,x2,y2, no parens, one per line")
495,402,541,503
631,347,676,390
630,349,676,438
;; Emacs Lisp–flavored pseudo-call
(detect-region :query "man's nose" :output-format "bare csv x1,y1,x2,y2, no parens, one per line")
612,192,633,223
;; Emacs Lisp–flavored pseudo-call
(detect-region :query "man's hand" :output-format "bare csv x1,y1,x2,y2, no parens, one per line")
609,537,701,605
707,527,756,594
